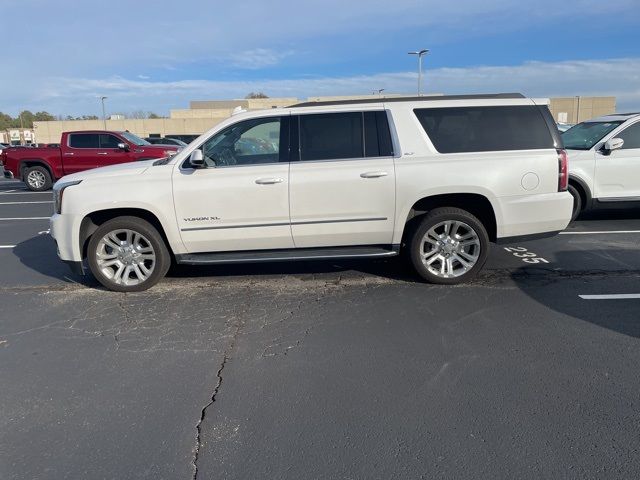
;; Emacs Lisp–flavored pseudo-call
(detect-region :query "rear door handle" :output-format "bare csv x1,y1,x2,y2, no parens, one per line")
63,152,74,156
360,171,388,178
255,177,284,185
97,152,108,155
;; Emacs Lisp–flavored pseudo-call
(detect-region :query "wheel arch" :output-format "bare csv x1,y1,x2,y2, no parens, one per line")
79,208,173,260
401,193,497,244
19,159,54,181
568,174,592,208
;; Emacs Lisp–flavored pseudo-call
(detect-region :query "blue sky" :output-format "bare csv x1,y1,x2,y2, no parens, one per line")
3,0,640,116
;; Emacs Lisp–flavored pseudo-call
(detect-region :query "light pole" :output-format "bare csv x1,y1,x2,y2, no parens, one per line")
372,88,385,96
99,96,108,130
408,49,429,96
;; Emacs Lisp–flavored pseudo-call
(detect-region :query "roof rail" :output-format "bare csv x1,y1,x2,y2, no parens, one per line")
289,93,525,108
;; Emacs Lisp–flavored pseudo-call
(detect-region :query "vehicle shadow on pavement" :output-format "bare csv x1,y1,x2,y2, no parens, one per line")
167,256,421,283
510,256,640,339
12,234,94,286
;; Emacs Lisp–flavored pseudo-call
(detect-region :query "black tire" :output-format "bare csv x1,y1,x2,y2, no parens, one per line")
24,165,52,191
87,216,170,292
408,207,490,285
567,184,582,222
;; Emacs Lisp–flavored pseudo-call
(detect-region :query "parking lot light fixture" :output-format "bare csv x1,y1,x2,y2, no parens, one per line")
408,49,429,96
99,96,108,130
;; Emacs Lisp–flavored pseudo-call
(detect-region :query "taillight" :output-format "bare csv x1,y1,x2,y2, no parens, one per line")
557,149,568,191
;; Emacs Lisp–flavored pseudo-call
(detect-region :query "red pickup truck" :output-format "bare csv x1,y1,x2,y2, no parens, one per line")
1,130,180,191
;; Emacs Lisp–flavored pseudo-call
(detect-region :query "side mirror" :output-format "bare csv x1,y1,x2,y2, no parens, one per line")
117,142,130,151
603,138,624,155
189,149,206,168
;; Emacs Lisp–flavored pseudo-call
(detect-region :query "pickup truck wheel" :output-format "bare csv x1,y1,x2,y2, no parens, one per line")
24,166,52,191
87,217,170,292
409,207,489,285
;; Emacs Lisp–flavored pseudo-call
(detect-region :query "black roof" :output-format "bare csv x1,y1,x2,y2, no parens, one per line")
290,93,526,108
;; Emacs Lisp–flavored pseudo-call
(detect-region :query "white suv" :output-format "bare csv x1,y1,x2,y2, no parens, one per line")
563,112,640,220
50,94,572,292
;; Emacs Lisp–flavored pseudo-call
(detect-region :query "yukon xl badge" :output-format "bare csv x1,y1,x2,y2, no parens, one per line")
184,216,220,222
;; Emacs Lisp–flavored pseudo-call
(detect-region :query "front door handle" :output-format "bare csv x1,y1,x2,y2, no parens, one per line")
97,152,108,155
255,177,284,185
360,171,388,178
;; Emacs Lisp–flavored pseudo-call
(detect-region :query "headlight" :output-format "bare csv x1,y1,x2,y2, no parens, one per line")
53,180,82,214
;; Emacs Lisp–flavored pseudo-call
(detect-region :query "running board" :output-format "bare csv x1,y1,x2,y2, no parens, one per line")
176,245,400,265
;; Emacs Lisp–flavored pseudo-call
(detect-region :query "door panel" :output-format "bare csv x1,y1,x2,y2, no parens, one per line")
595,122,640,199
289,158,396,248
97,134,131,167
64,133,101,173
173,165,292,253
172,114,293,253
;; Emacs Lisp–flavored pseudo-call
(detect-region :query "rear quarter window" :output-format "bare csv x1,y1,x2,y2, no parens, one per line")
414,106,554,153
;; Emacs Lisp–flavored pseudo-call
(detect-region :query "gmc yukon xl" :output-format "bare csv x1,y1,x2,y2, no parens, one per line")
1,131,179,191
50,94,573,292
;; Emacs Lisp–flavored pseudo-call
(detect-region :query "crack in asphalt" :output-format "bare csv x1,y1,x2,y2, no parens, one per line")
191,288,249,480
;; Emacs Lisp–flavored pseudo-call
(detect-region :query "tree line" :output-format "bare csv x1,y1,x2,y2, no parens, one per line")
0,110,166,130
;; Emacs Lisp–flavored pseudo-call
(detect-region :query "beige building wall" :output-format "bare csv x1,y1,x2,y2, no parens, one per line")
33,95,619,144
33,117,227,144
549,96,616,124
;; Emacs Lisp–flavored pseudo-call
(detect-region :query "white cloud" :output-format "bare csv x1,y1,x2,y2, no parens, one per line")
28,58,640,115
228,49,294,70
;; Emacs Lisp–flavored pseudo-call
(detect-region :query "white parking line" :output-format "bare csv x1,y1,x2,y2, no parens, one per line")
0,189,17,194
0,245,16,249
0,191,50,195
0,217,50,221
0,201,53,205
561,230,640,235
579,294,640,300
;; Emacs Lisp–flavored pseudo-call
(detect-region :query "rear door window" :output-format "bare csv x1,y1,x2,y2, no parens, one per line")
299,112,363,161
414,106,554,153
68,134,99,148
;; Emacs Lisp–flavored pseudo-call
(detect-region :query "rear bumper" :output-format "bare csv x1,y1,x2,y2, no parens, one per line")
496,192,573,240
2,168,13,179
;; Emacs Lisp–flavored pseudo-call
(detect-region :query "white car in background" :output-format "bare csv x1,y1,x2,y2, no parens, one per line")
563,113,640,220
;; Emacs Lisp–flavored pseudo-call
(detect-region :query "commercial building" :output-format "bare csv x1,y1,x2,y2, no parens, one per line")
31,95,617,144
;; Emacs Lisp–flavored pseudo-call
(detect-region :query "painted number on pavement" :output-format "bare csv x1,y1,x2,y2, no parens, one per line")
503,246,549,264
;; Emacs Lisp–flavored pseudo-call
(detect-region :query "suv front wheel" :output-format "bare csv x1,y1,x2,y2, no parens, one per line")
409,207,489,284
87,216,171,292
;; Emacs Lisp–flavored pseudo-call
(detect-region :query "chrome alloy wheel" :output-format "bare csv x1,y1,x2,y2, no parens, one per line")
95,229,156,286
419,220,481,278
27,170,46,189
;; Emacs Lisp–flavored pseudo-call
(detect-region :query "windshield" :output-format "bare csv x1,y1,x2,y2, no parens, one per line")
562,121,623,150
120,131,151,146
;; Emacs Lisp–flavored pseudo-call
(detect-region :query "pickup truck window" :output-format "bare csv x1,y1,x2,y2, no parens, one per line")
69,133,99,148
99,134,122,149
414,106,555,153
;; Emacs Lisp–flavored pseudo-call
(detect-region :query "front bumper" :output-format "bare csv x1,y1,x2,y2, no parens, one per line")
50,213,83,262
2,168,13,179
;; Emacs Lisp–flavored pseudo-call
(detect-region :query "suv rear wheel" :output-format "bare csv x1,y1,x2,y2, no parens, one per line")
24,165,52,191
409,207,489,284
87,216,170,292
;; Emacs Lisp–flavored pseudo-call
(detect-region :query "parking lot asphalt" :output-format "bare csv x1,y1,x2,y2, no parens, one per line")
1,177,640,479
